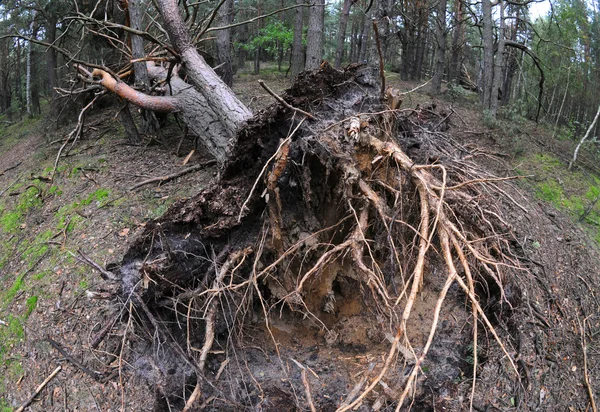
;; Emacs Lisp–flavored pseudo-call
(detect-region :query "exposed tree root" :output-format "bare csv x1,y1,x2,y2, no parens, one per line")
111,63,526,410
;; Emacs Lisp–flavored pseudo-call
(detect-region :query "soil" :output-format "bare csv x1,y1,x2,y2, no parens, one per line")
1,66,599,412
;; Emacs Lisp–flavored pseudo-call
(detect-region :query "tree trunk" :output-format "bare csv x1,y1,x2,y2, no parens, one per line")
490,0,505,117
291,0,305,76
431,0,448,94
0,38,10,113
569,100,600,170
334,0,355,68
448,0,464,83
129,0,160,133
26,18,37,117
305,1,325,70
15,39,23,114
481,0,494,110
92,0,252,163
215,0,234,86
358,10,370,63
45,15,58,117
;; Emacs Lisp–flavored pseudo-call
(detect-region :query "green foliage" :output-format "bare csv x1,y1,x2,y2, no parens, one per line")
239,22,293,55
482,110,498,129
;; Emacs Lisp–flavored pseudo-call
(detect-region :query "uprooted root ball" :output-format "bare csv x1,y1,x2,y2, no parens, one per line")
114,63,525,411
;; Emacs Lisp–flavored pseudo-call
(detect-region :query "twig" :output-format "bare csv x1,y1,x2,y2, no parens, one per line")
257,80,316,120
15,365,62,412
51,95,100,183
46,338,103,381
372,19,385,97
72,249,120,281
128,160,216,191
0,175,21,198
301,369,317,412
582,316,597,412
0,161,22,176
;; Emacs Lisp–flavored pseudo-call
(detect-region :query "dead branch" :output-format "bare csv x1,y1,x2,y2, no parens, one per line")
581,316,597,412
73,250,120,281
0,161,22,176
128,160,217,191
46,338,104,382
372,19,386,97
15,366,62,412
258,80,316,120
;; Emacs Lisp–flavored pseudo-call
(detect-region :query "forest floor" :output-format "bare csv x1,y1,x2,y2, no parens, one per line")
1,64,600,411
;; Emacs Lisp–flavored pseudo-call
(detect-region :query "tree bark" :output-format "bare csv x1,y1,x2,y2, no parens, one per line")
358,10,370,63
156,0,251,132
129,0,160,132
481,0,494,110
569,100,600,170
305,1,325,70
490,0,505,117
45,15,58,118
0,38,10,113
334,0,355,68
448,0,464,83
215,0,234,86
431,0,448,94
291,0,305,76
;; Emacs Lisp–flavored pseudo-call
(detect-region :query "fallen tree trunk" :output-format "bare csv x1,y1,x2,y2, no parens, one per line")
109,64,523,411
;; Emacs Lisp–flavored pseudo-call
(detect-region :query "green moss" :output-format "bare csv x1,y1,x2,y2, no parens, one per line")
33,270,52,281
0,211,22,233
25,296,38,318
79,279,89,290
3,275,25,305
537,180,563,204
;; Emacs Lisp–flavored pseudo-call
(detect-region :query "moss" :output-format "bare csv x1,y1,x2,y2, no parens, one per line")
537,180,563,204
3,275,25,305
0,211,22,233
25,296,38,318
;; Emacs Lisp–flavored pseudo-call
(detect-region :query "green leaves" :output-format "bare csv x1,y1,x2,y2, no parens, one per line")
239,21,293,54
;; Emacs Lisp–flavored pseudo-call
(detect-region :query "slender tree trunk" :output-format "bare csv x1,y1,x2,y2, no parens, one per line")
15,39,23,114
216,0,234,86
431,0,448,94
254,0,261,74
237,23,248,69
490,0,505,117
45,15,58,118
129,0,159,133
358,10,370,63
291,0,305,75
569,101,600,170
306,1,325,69
448,0,464,83
481,0,494,110
0,38,10,112
552,67,571,139
334,0,355,68
26,19,36,116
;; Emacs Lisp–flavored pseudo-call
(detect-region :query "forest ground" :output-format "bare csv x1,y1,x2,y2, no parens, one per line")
1,63,600,411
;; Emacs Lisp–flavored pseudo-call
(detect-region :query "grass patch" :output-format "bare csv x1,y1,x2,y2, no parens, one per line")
518,152,600,244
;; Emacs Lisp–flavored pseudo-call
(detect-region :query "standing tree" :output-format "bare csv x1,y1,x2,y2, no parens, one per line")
305,0,325,69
